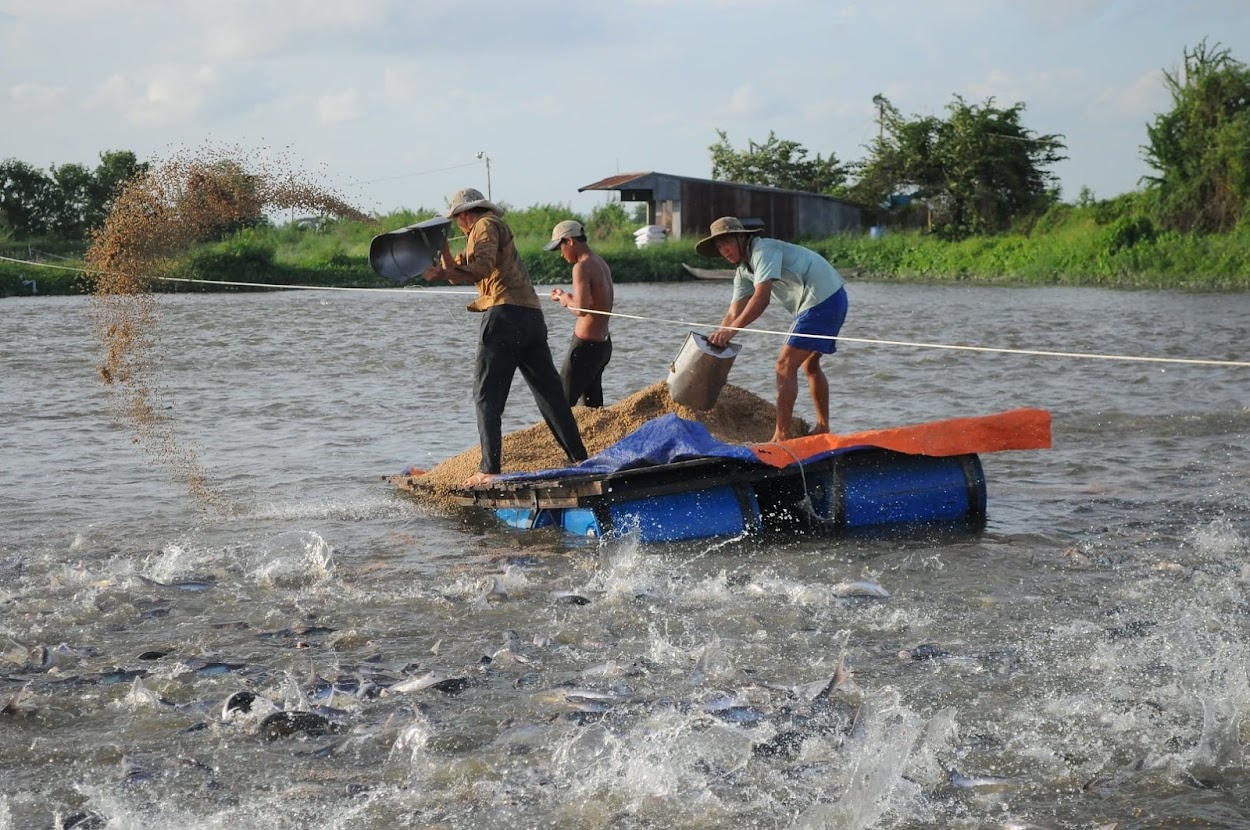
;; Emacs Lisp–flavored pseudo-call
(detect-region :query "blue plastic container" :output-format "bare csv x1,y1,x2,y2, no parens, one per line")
495,484,760,543
606,485,760,543
491,451,984,542
837,451,985,529
494,507,553,530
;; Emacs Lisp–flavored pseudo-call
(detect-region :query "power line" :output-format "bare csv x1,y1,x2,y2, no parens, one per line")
349,159,483,186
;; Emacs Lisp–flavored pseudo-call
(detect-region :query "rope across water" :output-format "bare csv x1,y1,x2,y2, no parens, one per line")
7,254,1249,369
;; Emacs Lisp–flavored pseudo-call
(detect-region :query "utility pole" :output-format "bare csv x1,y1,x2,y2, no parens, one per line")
476,151,492,200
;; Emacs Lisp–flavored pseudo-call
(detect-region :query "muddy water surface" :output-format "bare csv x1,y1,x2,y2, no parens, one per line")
2,281,1249,829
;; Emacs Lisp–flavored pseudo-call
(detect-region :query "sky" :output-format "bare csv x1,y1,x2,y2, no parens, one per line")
2,0,1247,220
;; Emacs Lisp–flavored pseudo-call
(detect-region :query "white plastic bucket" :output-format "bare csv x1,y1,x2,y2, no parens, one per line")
667,331,741,410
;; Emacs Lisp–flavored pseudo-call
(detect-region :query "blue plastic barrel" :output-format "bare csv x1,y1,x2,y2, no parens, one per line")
835,450,985,529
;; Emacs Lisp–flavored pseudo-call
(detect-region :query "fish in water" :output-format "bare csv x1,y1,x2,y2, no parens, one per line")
949,768,1014,790
222,690,258,720
382,670,472,696
772,658,852,703
702,696,768,726
184,657,247,676
483,577,508,603
489,630,539,665
256,622,337,643
30,643,97,672
57,810,108,830
137,574,216,592
258,710,338,741
830,579,891,599
899,642,949,661
86,667,149,686
1,685,37,717
123,676,177,709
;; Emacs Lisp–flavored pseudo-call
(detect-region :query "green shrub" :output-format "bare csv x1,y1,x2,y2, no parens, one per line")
1106,214,1157,253
183,230,276,283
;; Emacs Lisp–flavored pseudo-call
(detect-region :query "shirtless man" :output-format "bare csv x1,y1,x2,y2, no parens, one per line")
545,220,615,408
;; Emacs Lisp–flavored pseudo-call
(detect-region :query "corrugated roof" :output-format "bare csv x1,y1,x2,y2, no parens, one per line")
578,170,863,207
578,172,654,192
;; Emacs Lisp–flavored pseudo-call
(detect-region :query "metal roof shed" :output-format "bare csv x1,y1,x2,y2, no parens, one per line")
579,171,863,241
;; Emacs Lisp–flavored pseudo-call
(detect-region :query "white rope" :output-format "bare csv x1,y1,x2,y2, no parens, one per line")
156,275,477,297
6,253,1248,369
562,304,1250,368
0,256,477,297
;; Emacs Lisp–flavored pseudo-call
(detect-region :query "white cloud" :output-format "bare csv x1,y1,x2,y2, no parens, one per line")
8,81,68,108
967,67,1087,108
726,84,767,117
316,89,365,126
87,65,221,127
184,0,394,61
1093,68,1169,120
1017,0,1119,29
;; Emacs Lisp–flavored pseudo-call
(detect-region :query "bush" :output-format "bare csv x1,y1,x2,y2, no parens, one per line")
587,202,635,246
498,203,582,241
1106,214,1157,253
183,230,276,283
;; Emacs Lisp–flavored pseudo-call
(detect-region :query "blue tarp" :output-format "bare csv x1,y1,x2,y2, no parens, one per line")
496,414,760,482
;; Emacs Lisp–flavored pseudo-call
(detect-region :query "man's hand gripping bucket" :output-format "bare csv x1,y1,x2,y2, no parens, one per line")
667,331,742,410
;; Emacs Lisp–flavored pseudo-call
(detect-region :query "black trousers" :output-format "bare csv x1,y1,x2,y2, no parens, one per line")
561,335,612,408
474,304,588,474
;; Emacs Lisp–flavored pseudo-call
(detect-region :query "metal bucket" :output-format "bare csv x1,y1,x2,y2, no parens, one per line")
667,331,741,410
368,216,452,281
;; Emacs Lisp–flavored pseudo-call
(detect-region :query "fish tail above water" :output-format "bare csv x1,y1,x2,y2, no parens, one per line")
1,685,38,717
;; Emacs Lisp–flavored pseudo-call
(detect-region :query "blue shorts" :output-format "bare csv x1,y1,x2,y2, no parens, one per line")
787,287,848,354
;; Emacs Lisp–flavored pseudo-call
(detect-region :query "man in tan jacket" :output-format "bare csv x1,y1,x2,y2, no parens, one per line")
423,188,587,486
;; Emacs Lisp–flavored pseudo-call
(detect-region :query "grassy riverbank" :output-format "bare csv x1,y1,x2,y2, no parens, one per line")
4,200,1248,297
811,207,1250,289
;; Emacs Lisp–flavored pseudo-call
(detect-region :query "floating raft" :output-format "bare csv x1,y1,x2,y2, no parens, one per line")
392,409,1051,544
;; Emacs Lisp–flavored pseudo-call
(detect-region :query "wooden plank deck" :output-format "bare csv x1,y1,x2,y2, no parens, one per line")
391,455,828,510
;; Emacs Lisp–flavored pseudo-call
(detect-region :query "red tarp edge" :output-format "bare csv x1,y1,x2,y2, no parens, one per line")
750,408,1052,468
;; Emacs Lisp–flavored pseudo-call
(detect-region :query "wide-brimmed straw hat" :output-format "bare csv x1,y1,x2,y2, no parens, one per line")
695,216,762,257
445,187,504,218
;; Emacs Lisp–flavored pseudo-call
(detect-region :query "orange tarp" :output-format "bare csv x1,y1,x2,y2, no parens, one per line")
750,408,1052,468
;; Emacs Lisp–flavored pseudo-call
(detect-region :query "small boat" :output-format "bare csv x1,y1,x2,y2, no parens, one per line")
682,263,865,281
682,263,734,281
391,409,1051,544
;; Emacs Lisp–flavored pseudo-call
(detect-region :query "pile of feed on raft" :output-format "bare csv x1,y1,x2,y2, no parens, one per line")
411,380,805,504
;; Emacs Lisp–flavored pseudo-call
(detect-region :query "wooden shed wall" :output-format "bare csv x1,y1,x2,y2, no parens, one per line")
677,180,860,241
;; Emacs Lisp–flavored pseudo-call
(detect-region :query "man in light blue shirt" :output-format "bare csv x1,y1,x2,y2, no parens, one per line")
701,216,849,442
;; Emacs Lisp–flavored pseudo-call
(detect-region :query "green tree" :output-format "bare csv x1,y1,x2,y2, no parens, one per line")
48,162,93,238
0,158,56,238
177,159,267,241
87,150,147,231
1142,40,1250,233
851,95,1066,237
0,150,148,241
588,200,632,243
709,129,848,194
